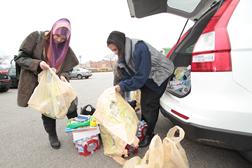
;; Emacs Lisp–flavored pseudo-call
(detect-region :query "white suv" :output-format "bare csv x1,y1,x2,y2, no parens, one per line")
127,0,252,162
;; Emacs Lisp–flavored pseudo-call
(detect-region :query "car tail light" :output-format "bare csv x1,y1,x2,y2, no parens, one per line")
191,0,239,72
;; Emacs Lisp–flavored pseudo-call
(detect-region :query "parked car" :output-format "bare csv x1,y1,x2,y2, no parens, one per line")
0,66,11,92
8,65,19,88
127,0,252,162
69,67,92,79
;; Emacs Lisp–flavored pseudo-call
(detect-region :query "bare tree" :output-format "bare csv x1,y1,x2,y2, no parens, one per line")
103,54,116,69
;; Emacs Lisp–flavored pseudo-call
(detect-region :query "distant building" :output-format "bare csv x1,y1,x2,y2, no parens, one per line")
80,60,116,72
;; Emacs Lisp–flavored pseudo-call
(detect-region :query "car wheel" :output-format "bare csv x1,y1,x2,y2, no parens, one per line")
0,87,9,92
241,150,252,163
77,74,82,79
85,76,89,79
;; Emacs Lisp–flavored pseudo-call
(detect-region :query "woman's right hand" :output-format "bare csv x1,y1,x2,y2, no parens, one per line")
40,61,50,70
115,85,121,92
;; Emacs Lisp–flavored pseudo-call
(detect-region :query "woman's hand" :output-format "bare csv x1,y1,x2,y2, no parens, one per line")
60,75,67,82
115,85,121,92
39,61,50,70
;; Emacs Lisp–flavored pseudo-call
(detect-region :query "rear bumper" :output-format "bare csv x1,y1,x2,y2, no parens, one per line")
160,106,252,152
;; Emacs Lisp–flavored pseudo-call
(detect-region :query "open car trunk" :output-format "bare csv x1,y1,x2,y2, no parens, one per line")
127,0,222,97
166,3,220,97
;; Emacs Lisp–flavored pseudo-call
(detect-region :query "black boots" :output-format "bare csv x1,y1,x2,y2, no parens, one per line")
42,115,61,149
41,100,78,149
48,133,61,149
138,133,154,148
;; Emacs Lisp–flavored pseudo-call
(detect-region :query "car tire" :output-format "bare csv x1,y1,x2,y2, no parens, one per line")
240,150,252,163
85,76,89,79
77,74,82,79
0,87,9,92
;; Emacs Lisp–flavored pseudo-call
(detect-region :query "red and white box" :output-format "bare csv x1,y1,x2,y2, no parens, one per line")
75,135,100,156
72,126,100,156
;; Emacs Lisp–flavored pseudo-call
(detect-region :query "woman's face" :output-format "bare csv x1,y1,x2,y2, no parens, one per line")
53,34,66,44
108,43,119,55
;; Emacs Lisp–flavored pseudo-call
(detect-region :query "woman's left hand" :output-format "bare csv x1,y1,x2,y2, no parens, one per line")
60,75,67,82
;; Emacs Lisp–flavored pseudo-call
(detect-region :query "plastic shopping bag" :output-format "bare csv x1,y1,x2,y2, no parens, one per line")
163,126,189,168
28,68,76,119
93,87,139,164
99,125,129,163
123,126,189,168
123,135,164,168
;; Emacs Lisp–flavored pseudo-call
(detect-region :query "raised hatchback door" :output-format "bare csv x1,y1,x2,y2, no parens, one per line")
127,0,220,20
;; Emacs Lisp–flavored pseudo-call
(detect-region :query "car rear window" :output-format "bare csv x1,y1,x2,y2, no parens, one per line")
168,0,201,13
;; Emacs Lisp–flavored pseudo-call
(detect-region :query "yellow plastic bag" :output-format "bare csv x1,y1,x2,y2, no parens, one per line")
123,126,189,168
123,135,164,168
99,125,128,156
122,156,144,168
163,126,189,168
28,68,77,119
93,87,139,164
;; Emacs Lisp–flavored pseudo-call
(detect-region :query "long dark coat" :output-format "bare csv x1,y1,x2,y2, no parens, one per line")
15,31,79,107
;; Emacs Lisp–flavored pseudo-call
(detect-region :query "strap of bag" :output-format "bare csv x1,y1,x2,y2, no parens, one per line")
166,125,185,143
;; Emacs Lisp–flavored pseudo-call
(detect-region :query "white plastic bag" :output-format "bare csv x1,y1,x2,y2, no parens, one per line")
93,87,139,164
163,126,189,168
28,68,76,119
123,126,189,168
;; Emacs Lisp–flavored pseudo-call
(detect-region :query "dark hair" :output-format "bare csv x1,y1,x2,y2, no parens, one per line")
107,31,126,57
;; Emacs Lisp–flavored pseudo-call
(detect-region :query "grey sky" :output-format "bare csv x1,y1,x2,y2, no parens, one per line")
0,0,192,63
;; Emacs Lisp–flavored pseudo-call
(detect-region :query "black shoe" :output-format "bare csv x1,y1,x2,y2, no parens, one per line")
128,100,137,109
49,135,61,149
138,133,154,148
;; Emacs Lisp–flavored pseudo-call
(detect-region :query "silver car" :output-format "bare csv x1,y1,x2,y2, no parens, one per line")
69,67,92,79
